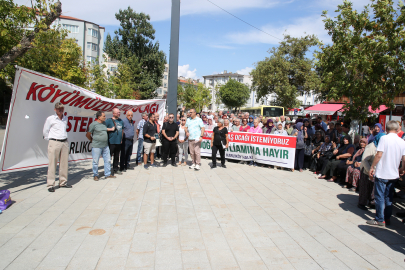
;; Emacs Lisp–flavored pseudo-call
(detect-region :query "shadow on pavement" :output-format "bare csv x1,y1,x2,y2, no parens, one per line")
337,193,405,255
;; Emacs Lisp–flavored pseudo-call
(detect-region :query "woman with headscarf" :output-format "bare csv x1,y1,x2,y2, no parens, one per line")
240,118,250,132
367,123,384,143
262,119,275,134
247,115,255,128
314,135,333,175
292,122,307,172
303,119,315,140
358,133,386,210
318,135,355,182
344,138,368,191
308,130,325,171
285,121,293,135
273,122,288,136
201,115,208,125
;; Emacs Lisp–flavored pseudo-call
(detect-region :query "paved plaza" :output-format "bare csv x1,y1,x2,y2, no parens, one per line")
1,158,405,269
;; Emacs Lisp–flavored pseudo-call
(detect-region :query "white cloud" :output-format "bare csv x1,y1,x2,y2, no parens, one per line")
226,16,331,45
178,64,197,79
208,44,236,50
236,67,253,75
14,0,282,26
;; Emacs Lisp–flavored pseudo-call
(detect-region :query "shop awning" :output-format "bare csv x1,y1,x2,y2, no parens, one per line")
369,105,388,114
304,104,344,115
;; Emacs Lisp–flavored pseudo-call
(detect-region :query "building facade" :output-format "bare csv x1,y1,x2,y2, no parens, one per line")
156,64,169,98
203,71,266,111
52,15,105,65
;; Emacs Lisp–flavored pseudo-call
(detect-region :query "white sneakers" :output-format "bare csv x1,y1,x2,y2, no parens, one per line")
189,164,200,170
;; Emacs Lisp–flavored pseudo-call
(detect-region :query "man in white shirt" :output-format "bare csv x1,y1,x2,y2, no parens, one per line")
43,102,70,192
368,120,405,226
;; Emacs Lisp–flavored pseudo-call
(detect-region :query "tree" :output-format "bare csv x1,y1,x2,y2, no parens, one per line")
316,0,405,121
218,79,250,111
0,0,62,71
104,7,166,99
251,35,321,110
178,81,211,111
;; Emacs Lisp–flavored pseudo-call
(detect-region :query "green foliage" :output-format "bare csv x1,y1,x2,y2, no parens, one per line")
178,81,211,112
1,28,87,87
316,0,405,121
251,35,321,110
219,79,250,110
104,7,166,99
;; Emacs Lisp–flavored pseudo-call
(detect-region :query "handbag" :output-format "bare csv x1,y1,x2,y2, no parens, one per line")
0,190,12,210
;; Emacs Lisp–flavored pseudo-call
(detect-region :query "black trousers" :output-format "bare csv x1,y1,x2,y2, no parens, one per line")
162,140,177,165
120,139,133,170
212,144,225,166
322,159,341,177
109,144,121,173
295,148,305,170
317,156,330,172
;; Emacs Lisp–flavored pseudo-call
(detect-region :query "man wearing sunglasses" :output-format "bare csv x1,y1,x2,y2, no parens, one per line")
162,113,179,167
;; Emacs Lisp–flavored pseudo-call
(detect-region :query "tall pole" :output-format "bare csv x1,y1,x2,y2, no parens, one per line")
167,0,181,116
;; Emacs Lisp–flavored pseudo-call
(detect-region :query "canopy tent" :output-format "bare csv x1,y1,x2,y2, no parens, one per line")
304,104,344,115
304,104,389,116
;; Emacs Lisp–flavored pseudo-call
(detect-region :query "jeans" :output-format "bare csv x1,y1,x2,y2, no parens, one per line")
178,141,188,162
136,138,144,162
374,177,397,222
92,146,111,177
120,139,133,170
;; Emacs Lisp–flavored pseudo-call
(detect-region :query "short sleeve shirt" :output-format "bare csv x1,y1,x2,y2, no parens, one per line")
375,133,405,179
185,117,204,140
143,121,158,143
88,121,108,148
105,118,124,145
213,127,228,145
162,122,179,141
137,119,147,139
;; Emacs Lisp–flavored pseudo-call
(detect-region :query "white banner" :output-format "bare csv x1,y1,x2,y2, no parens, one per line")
0,67,166,173
200,131,297,169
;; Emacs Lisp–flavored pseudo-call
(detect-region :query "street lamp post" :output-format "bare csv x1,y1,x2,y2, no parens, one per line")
167,0,181,116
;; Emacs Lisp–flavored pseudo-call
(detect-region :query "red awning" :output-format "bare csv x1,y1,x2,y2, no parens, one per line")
368,105,388,114
304,104,344,115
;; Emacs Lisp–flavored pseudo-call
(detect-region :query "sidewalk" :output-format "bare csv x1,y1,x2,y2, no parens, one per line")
0,158,405,269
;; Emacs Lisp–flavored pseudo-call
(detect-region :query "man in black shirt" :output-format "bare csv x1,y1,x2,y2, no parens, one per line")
162,113,179,167
142,113,158,170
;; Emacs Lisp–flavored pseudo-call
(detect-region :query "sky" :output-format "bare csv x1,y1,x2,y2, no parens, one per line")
17,0,385,80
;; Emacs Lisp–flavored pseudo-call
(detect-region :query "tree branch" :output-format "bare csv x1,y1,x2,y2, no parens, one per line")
0,1,62,71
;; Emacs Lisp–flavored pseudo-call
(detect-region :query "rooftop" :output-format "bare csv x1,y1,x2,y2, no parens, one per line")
59,15,105,29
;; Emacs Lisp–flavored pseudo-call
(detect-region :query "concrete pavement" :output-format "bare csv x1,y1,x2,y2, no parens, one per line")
0,158,405,269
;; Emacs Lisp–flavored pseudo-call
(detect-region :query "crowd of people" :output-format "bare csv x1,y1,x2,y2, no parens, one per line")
43,104,405,226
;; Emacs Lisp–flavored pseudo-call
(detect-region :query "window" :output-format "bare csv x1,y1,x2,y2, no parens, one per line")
157,88,162,95
238,79,243,83
86,42,98,51
164,75,167,80
110,66,117,72
88,28,98,38
165,67,168,72
164,83,167,88
63,24,79,33
86,56,97,63
307,102,311,105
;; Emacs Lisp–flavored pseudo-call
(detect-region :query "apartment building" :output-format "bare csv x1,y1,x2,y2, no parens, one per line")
52,15,105,65
156,64,169,98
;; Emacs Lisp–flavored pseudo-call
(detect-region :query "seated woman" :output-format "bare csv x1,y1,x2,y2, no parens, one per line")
239,119,250,132
273,122,288,135
344,138,368,191
319,135,355,182
308,131,325,171
314,135,333,175
262,119,275,134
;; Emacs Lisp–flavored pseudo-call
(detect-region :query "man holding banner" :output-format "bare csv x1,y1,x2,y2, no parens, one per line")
43,102,70,192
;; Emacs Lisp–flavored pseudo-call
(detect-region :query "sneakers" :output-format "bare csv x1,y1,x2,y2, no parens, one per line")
222,164,227,168
366,219,385,227
144,165,149,170
195,164,200,170
150,164,158,168
189,164,196,169
172,163,178,167
94,176,99,181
